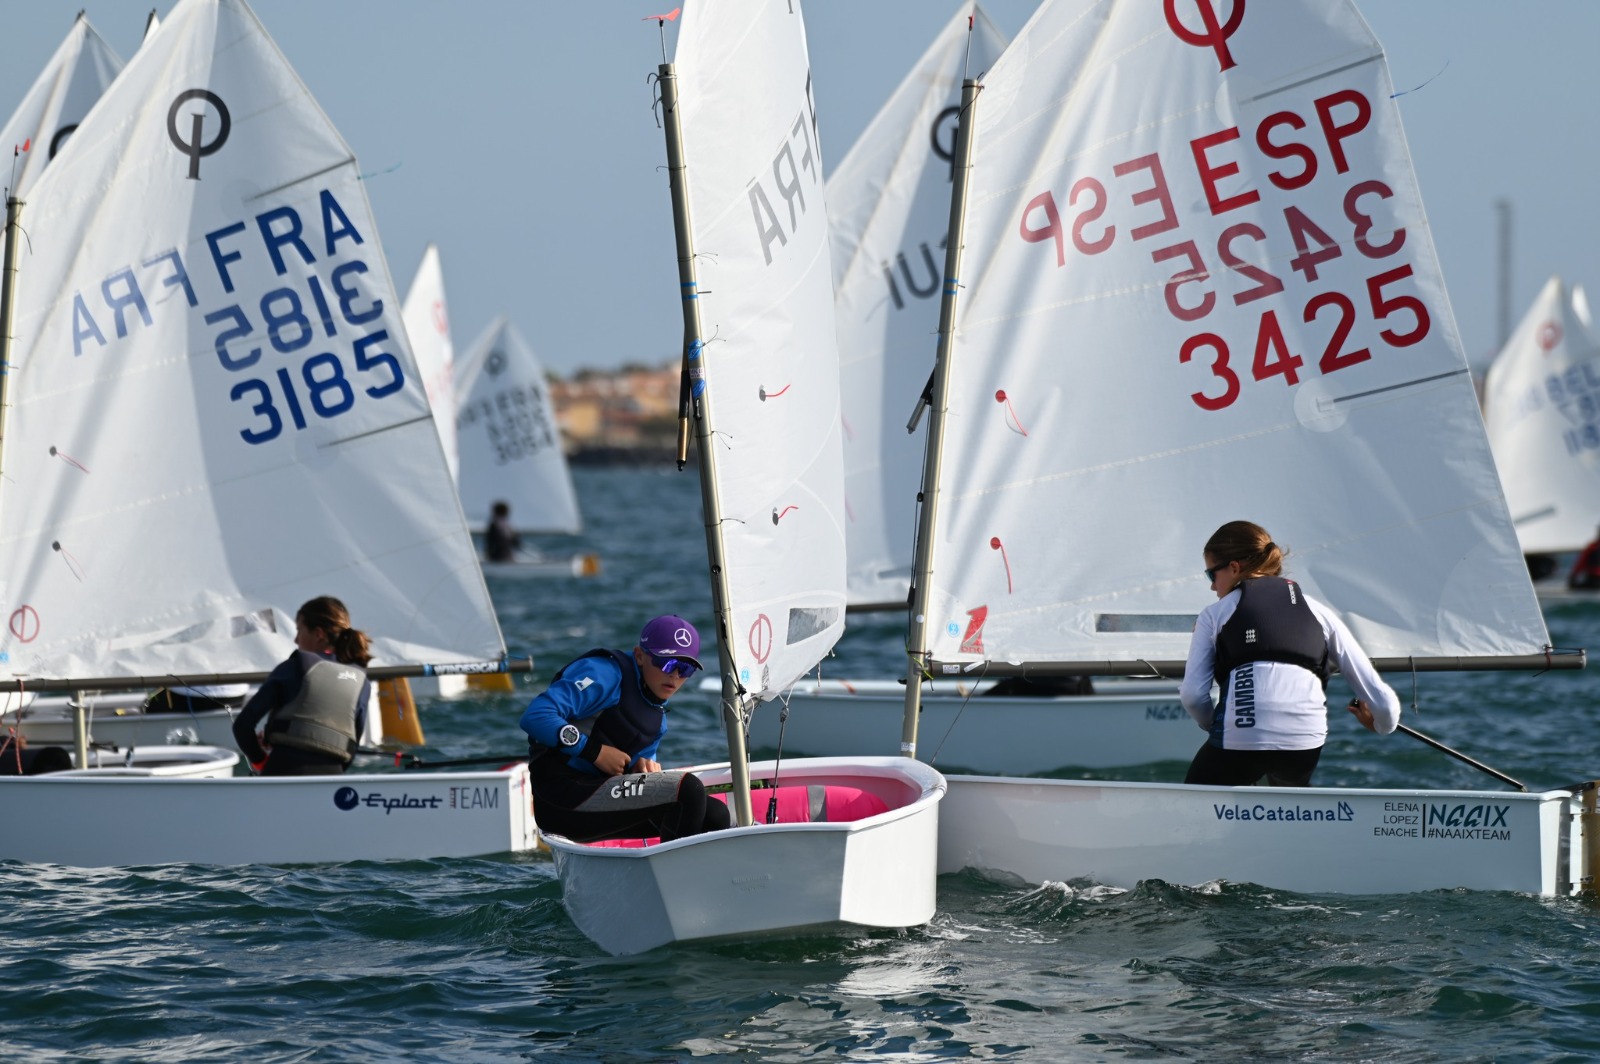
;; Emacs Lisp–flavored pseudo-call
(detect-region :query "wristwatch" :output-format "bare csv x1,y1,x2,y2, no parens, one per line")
558,724,581,748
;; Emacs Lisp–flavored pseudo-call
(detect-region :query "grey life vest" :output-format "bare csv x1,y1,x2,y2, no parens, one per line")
266,650,365,762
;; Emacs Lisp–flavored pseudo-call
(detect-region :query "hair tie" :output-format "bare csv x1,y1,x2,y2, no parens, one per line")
1264,542,1277,553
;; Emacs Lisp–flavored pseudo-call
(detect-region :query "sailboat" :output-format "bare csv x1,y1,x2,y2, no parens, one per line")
541,0,945,955
453,316,598,576
1482,275,1600,599
0,0,536,865
401,243,460,485
740,2,1199,773
899,0,1595,896
0,14,210,752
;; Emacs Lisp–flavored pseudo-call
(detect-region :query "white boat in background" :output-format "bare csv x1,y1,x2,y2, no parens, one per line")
747,677,1199,772
482,551,601,580
62,745,239,779
401,243,461,484
2,690,240,749
896,0,1593,896
833,2,1009,614
0,0,532,866
545,1,945,954
1482,275,1600,600
746,5,1199,771
455,317,584,534
0,11,122,202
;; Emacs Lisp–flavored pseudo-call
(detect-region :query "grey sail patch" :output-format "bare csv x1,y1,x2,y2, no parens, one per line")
1094,614,1198,634
786,606,840,646
229,609,278,637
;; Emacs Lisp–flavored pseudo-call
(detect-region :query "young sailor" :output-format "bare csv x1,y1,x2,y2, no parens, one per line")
1179,521,1401,786
232,596,372,776
520,614,730,842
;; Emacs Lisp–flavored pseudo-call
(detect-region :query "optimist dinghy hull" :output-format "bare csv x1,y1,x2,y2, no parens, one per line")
0,764,537,867
938,775,1590,896
3,693,239,749
744,678,1199,771
544,757,946,955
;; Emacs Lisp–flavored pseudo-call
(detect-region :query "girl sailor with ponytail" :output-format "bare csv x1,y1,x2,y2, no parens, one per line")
1179,521,1401,787
232,596,373,776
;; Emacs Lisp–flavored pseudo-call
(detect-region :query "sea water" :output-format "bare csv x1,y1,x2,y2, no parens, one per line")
4,467,1599,1061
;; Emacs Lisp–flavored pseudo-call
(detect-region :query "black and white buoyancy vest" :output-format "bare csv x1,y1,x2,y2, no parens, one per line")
533,648,666,762
1208,577,1329,745
1213,577,1330,689
265,650,365,762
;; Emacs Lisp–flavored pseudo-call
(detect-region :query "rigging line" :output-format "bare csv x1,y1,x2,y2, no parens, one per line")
1391,60,1450,99
927,660,987,765
766,686,797,824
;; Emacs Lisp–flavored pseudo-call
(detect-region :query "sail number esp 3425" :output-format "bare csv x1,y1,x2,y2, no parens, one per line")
1017,84,1430,413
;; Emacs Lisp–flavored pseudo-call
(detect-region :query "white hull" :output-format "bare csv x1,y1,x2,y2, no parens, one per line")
63,744,239,779
744,678,1200,771
0,763,536,866
938,775,1588,896
544,757,946,955
3,694,239,749
482,552,600,579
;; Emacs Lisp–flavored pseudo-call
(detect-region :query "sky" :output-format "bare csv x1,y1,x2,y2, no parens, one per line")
2,1,1596,377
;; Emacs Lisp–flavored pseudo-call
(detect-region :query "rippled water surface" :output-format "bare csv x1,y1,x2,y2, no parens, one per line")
7,468,1600,1062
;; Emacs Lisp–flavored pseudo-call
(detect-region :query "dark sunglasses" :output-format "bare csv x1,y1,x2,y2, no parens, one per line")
649,653,700,678
1204,561,1233,582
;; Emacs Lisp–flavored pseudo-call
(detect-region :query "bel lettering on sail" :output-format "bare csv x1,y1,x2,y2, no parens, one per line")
166,89,231,179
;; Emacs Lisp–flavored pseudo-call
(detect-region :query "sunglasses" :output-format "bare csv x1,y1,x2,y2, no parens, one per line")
1204,561,1233,582
649,653,700,678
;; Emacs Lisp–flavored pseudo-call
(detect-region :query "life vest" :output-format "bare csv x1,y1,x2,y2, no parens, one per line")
531,648,666,762
1213,576,1330,688
265,649,365,762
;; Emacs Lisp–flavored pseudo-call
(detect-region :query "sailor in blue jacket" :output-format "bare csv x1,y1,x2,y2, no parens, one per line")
520,614,731,842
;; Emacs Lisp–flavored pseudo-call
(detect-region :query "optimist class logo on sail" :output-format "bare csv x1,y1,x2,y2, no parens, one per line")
66,90,410,447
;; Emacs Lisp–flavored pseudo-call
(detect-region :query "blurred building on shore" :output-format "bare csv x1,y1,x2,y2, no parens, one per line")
550,362,682,465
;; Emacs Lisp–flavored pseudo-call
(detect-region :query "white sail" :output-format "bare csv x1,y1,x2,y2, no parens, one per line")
1482,275,1600,554
0,0,503,681
674,0,847,698
830,3,1009,609
0,13,123,197
401,243,460,483
922,0,1547,664
453,316,582,536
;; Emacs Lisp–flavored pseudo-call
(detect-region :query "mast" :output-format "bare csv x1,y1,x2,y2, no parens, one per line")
901,78,980,759
0,196,22,499
657,61,755,828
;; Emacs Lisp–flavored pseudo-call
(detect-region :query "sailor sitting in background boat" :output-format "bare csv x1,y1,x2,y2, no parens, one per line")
232,596,371,777
485,500,521,563
520,614,730,843
1179,520,1401,787
1568,524,1600,590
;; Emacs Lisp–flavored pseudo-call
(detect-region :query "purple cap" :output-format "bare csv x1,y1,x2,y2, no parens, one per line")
638,614,702,668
